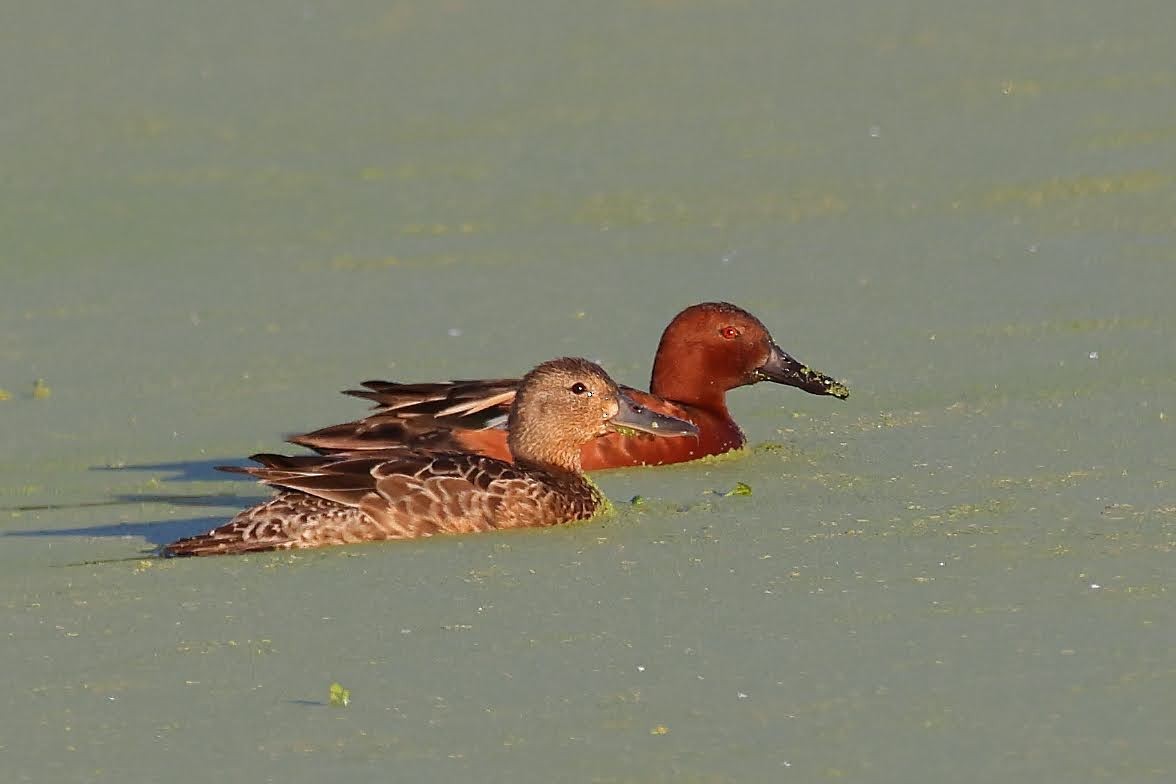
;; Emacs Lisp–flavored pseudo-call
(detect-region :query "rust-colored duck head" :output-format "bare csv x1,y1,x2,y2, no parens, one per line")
648,302,850,410
507,357,697,473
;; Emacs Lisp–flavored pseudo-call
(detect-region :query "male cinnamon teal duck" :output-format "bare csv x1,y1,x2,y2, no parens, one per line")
162,358,697,556
289,302,849,470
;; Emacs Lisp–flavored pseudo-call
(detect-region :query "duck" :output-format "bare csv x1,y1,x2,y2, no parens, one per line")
161,357,698,556
288,302,849,470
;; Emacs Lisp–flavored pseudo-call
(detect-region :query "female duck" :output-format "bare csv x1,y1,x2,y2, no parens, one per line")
162,358,697,556
290,302,849,469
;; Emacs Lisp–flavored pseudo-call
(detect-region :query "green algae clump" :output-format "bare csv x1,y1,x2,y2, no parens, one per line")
724,482,753,497
329,682,351,707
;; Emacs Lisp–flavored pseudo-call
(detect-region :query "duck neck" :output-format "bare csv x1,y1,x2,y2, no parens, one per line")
508,428,584,476
650,353,732,416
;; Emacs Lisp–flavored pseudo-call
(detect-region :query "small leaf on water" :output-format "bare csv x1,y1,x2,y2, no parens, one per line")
329,682,351,707
724,482,752,497
629,495,646,506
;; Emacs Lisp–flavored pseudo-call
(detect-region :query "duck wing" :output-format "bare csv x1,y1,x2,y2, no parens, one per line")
288,379,521,454
348,378,520,418
225,449,551,537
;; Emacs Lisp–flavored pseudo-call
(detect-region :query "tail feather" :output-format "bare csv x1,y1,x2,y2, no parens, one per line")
160,498,302,557
161,531,294,557
159,491,369,557
288,418,469,454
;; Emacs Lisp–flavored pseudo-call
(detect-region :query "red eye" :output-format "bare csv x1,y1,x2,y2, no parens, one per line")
719,325,740,340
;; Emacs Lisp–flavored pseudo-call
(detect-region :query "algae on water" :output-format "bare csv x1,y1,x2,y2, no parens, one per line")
329,682,350,707
725,481,753,497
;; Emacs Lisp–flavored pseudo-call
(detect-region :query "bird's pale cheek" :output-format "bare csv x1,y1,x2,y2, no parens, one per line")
598,403,619,435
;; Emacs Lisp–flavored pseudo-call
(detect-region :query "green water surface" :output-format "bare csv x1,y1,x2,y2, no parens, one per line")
3,2,1174,782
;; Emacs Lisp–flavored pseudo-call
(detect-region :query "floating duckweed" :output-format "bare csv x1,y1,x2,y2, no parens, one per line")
725,482,753,497
611,425,644,438
595,496,616,520
694,447,749,466
32,379,51,399
0,388,10,401
629,495,646,506
985,170,1170,208
650,725,670,735
329,682,350,707
826,380,851,399
584,476,615,519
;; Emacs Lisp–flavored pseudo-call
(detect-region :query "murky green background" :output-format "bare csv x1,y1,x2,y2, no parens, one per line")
3,2,1174,781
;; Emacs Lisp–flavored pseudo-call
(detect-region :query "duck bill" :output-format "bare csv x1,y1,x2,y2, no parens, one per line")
756,343,850,399
608,395,699,438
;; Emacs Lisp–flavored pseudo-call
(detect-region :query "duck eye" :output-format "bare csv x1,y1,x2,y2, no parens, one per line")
719,325,741,340
570,382,589,395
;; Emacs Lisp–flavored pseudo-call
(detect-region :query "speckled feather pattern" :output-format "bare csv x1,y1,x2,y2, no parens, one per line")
163,449,601,556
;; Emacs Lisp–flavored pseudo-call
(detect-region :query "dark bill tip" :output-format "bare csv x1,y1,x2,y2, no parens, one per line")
609,395,699,438
757,343,850,399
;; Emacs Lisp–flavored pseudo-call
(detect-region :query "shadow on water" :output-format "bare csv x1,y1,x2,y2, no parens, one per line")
1,492,250,514
0,457,258,514
92,458,253,483
3,456,269,551
5,515,225,547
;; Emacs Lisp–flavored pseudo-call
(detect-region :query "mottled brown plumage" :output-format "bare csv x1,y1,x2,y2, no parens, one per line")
162,358,697,557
